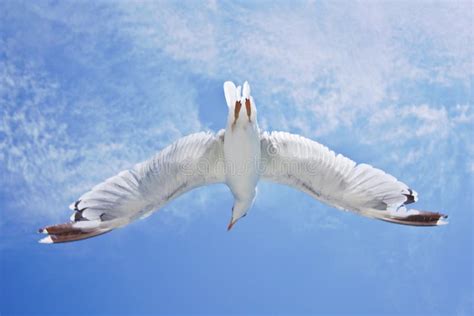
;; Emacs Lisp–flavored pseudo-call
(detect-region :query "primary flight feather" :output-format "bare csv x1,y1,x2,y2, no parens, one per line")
38,81,447,243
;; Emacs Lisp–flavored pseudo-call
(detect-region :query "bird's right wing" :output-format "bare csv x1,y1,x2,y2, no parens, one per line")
39,131,226,243
260,131,447,226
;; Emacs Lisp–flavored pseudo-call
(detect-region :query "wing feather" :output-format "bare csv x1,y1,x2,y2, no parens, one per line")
260,131,447,226
39,130,225,243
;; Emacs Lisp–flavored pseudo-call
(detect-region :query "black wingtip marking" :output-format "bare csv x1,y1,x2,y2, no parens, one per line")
72,199,88,222
74,211,85,221
74,200,81,210
73,200,87,221
403,188,416,205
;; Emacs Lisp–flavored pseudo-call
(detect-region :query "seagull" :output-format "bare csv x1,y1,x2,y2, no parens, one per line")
39,81,448,243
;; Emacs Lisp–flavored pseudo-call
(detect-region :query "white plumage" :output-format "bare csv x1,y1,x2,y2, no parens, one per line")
39,131,226,243
39,81,447,243
259,131,440,225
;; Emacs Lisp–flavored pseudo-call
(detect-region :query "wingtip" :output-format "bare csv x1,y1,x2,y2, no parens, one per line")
39,236,54,244
37,221,116,244
379,209,449,227
38,228,45,234
436,214,449,226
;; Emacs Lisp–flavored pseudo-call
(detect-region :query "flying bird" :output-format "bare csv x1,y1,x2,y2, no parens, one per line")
38,81,448,243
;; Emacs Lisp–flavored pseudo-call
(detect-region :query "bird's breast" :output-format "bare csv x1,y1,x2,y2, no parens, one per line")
223,125,261,198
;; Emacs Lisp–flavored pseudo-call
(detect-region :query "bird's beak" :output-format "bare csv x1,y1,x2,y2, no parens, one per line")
227,218,236,231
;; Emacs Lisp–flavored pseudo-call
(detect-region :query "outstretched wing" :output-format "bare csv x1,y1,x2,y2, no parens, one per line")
39,131,226,243
260,131,447,226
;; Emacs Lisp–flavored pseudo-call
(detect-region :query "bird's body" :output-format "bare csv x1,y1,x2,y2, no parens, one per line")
223,81,261,228
39,81,447,243
224,124,260,227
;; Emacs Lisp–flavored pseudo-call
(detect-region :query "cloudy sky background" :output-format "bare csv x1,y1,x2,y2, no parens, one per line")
1,1,473,315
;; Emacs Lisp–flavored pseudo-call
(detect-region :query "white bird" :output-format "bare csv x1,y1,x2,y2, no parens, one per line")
39,81,447,243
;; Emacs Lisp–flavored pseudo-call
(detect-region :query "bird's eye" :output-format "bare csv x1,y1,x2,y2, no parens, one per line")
242,213,247,218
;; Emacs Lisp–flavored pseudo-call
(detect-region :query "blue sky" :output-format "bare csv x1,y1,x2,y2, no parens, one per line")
1,0,473,315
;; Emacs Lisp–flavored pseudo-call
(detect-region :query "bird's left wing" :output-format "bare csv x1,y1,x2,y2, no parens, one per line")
260,131,447,226
39,131,225,243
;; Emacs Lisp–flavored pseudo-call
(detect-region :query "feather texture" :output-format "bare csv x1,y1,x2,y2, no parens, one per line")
39,131,226,243
260,131,447,226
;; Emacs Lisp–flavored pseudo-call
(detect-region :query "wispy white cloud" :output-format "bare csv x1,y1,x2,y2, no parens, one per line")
0,38,204,224
367,103,453,142
1,0,472,229
14,0,470,144
112,0,472,136
0,3,470,311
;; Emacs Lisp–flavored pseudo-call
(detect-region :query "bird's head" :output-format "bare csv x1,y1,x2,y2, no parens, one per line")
224,81,258,129
227,197,254,231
